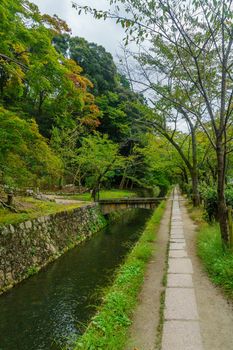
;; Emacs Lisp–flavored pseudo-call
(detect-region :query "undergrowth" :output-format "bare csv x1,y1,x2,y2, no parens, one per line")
197,223,233,299
72,201,166,350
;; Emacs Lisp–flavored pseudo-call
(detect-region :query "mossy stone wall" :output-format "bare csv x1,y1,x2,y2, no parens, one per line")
0,204,106,294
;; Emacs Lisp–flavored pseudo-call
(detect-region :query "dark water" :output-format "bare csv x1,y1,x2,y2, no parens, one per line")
0,209,152,350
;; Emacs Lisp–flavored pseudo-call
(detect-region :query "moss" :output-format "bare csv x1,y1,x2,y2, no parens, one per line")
26,265,39,277
0,199,84,226
156,290,166,350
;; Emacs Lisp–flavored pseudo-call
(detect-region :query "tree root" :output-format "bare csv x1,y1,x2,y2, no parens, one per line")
0,199,18,213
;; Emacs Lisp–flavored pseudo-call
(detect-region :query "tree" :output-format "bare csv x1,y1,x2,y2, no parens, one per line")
0,107,63,188
74,0,233,245
140,99,201,206
133,134,175,192
75,133,125,200
53,35,118,95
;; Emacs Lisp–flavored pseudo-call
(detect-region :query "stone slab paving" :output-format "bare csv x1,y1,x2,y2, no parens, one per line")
169,249,188,258
167,273,193,288
169,242,186,250
171,228,184,234
170,236,185,241
164,288,199,320
162,321,203,350
170,238,185,243
168,258,193,273
170,233,184,237
170,232,184,236
162,190,203,350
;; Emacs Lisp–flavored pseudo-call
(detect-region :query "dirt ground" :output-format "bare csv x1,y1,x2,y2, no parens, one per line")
181,200,233,350
125,197,233,350
125,199,171,350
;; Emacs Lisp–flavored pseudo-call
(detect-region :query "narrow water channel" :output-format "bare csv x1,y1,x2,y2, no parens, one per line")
0,209,152,350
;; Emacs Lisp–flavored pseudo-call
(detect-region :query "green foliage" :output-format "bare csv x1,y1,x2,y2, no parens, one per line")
69,37,118,96
74,201,165,350
134,134,174,192
53,35,119,95
197,223,233,298
75,133,125,195
200,187,218,222
0,107,63,188
0,0,103,190
0,0,173,196
53,33,161,192
200,186,233,222
27,265,39,277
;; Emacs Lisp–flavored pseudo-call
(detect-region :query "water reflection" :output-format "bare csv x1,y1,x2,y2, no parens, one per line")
0,209,152,350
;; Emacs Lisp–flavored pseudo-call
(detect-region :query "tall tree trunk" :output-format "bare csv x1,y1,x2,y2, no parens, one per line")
119,167,127,189
181,166,189,184
159,117,200,207
216,140,229,245
191,169,199,207
187,113,200,207
184,109,200,207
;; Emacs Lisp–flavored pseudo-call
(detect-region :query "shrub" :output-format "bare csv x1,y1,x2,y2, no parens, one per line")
199,185,233,222
197,223,233,298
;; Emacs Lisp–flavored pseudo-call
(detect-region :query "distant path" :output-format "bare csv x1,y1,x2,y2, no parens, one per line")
125,190,233,350
42,194,88,205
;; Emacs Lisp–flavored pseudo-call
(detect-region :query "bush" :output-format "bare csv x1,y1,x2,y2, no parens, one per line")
197,223,233,298
200,187,218,222
199,185,233,222
180,182,193,199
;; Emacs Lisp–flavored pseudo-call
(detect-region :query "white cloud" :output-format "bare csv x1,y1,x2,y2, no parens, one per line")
31,0,125,57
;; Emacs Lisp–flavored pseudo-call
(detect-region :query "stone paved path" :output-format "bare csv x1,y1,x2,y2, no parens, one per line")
162,189,203,350
126,189,233,350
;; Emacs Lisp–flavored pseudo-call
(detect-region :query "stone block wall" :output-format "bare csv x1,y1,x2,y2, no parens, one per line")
0,204,106,294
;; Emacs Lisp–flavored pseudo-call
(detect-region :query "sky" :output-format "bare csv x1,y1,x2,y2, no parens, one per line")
31,0,125,58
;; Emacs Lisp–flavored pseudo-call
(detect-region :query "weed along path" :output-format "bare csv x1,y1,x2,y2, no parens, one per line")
125,194,172,350
180,196,233,350
126,189,233,350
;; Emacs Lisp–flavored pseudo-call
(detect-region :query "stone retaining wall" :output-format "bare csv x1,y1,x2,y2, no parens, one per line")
0,204,106,294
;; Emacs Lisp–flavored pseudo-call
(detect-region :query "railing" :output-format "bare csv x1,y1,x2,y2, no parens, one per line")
97,197,167,204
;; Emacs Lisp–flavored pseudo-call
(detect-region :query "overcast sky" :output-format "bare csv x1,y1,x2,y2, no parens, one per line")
31,0,125,58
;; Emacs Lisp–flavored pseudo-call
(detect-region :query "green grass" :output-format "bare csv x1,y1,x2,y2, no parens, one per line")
156,201,171,350
0,197,83,226
197,223,233,299
72,201,166,350
68,189,137,201
187,205,204,225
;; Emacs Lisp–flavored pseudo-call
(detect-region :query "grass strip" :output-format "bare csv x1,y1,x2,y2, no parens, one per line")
156,196,172,350
0,197,85,226
68,189,137,202
197,222,233,299
73,201,166,350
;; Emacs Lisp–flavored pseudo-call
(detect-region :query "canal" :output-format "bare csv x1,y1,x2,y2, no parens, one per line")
0,208,152,350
